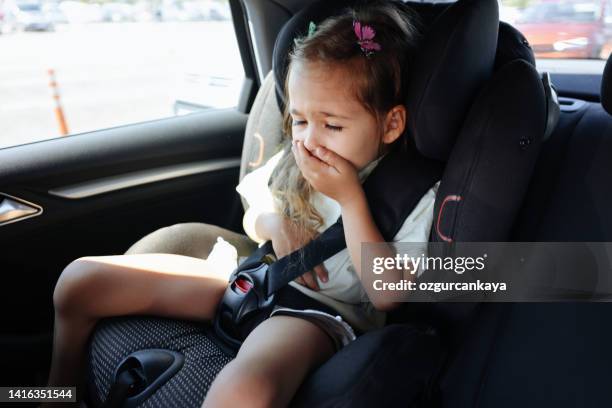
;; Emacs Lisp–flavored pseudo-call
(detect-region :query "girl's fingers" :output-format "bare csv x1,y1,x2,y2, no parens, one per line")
293,141,315,178
316,146,347,173
300,142,344,176
297,141,318,163
314,265,329,283
301,270,320,291
314,146,334,165
293,141,312,172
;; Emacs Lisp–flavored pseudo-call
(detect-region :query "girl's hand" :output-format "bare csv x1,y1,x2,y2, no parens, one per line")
292,140,362,206
264,213,329,290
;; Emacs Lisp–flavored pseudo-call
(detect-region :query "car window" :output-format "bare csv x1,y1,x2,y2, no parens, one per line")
516,2,601,24
500,0,610,76
510,0,611,61
0,0,244,150
424,1,609,73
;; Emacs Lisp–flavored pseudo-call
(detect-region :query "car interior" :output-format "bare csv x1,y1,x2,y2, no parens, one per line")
1,0,611,406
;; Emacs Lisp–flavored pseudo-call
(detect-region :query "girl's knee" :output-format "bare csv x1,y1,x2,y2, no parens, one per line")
53,257,102,316
206,360,278,408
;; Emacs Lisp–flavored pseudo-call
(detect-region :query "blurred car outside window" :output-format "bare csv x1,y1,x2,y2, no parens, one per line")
512,0,612,60
421,1,610,64
0,0,244,149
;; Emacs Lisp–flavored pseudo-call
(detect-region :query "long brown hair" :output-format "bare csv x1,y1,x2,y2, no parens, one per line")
269,1,420,244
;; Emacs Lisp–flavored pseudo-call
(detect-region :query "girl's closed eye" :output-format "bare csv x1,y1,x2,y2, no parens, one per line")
292,119,342,132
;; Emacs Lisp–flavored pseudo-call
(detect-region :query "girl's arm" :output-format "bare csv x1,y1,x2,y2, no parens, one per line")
339,190,409,312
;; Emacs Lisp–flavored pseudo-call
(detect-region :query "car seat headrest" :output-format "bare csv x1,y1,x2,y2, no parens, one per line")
271,0,499,162
491,22,558,141
494,21,535,70
601,52,612,115
405,0,498,161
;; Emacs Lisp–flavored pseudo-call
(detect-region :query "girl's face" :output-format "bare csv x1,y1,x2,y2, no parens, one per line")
288,61,386,171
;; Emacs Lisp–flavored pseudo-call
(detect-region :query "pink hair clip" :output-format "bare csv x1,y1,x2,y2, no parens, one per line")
353,20,381,57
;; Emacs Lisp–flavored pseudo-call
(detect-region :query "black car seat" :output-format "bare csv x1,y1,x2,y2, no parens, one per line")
84,0,552,406
290,10,553,408
430,52,612,408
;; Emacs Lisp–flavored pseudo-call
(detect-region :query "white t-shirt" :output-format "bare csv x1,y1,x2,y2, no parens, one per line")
232,150,439,332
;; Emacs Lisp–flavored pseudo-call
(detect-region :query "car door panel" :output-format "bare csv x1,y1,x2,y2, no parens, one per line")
0,108,247,362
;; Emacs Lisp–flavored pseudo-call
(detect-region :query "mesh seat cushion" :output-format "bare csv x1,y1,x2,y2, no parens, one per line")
88,317,232,408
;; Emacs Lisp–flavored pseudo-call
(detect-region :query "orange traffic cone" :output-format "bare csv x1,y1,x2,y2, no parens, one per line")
48,69,69,136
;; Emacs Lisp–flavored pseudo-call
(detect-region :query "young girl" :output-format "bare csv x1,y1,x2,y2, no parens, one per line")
46,3,439,407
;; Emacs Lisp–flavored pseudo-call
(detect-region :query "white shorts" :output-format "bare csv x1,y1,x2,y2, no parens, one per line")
270,306,357,351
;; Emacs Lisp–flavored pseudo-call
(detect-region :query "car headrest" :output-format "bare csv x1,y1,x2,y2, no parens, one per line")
494,21,535,70
492,22,559,141
405,0,498,161
601,52,612,115
272,0,499,161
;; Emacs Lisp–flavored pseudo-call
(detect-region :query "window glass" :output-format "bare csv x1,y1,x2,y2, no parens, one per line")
419,1,609,74
418,1,611,61
0,0,244,149
510,0,611,60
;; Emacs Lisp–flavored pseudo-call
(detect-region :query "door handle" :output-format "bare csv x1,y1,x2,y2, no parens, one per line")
0,193,42,226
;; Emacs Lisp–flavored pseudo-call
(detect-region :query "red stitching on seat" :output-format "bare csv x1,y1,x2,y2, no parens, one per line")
436,195,462,243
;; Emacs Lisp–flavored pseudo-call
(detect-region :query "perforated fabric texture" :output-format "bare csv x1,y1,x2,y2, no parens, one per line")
88,316,234,408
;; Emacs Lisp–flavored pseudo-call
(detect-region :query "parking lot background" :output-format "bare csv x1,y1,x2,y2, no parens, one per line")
0,21,242,149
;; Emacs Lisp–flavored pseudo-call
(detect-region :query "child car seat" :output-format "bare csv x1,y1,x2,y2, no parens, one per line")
291,5,555,408
85,0,554,406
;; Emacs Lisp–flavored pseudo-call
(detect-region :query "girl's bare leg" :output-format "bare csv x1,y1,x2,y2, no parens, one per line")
46,254,231,399
203,315,335,408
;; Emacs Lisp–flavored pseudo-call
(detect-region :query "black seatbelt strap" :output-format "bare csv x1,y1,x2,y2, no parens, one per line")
267,222,345,294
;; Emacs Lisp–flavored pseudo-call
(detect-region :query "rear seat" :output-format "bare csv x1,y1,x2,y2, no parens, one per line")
438,69,612,406
516,101,612,241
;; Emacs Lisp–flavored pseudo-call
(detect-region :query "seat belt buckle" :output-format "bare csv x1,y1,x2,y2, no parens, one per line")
214,261,277,349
